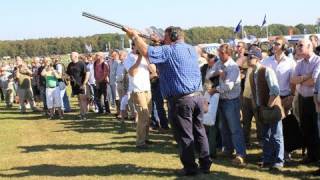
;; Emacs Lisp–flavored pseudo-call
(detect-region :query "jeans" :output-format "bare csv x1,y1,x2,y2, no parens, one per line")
62,91,71,112
219,97,246,157
151,81,169,129
262,120,284,166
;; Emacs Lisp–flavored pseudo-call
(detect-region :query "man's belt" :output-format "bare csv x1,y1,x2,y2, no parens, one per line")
170,91,202,100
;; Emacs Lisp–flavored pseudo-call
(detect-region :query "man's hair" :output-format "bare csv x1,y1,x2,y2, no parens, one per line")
238,41,246,49
309,34,318,41
219,43,233,56
165,26,184,41
275,36,287,44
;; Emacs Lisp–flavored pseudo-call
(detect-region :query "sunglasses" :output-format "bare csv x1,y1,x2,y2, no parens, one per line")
297,44,304,48
273,42,281,46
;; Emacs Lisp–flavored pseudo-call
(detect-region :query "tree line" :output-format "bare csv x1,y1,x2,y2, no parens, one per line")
0,24,319,58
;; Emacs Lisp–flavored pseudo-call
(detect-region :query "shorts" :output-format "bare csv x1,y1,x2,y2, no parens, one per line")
46,87,62,108
72,84,85,95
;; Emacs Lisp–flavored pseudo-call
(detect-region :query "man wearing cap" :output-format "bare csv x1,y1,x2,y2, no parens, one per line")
236,42,262,147
248,48,285,170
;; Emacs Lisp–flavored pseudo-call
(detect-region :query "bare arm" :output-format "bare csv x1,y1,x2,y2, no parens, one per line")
125,28,150,64
301,78,315,87
267,95,277,107
83,71,90,85
41,67,47,76
128,55,142,77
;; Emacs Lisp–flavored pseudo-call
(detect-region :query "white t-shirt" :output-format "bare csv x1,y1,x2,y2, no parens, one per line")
123,53,151,92
86,63,96,85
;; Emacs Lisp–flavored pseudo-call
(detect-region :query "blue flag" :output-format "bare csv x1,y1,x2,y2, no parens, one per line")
261,14,267,27
234,20,242,33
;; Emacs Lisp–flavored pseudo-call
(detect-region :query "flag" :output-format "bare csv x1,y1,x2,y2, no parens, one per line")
234,20,242,33
261,14,267,28
85,43,92,53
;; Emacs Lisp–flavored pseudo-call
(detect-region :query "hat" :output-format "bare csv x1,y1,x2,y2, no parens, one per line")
203,47,218,56
246,49,262,60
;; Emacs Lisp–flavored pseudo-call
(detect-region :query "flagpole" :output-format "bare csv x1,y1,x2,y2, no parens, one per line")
266,24,269,39
241,24,244,39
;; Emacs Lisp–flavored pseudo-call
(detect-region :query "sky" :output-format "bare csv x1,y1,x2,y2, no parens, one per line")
1,0,319,40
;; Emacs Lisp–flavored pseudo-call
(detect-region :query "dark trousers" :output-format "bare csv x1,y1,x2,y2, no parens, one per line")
40,87,47,110
204,116,221,158
298,95,320,161
168,94,211,172
151,81,169,129
242,96,263,144
95,81,110,113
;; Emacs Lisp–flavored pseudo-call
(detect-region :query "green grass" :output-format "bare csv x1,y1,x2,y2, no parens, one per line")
0,100,318,180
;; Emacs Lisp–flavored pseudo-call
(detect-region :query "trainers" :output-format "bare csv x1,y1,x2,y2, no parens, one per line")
232,156,245,166
269,164,283,171
311,169,320,176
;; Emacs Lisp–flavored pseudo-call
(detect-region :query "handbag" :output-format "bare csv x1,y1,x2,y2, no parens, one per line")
202,93,220,126
259,105,282,124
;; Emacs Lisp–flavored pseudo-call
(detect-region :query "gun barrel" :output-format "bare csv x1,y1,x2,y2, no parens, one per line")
82,12,125,30
82,12,152,40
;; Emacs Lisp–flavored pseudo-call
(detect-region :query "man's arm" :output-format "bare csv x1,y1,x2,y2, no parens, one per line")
216,66,239,93
41,67,47,77
265,68,280,107
82,72,90,86
125,28,150,63
128,55,142,77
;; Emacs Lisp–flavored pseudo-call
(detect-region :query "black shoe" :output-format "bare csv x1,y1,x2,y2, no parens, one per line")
151,126,159,130
311,169,320,176
260,162,272,169
145,140,154,145
161,126,170,130
136,144,148,149
300,157,317,164
199,168,210,174
175,169,198,176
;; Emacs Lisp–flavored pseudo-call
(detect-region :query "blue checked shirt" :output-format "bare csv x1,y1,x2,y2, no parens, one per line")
147,42,202,97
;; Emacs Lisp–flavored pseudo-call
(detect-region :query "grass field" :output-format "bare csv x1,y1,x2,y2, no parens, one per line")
0,99,319,180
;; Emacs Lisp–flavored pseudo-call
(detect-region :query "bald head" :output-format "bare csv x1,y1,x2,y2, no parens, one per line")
96,52,105,63
71,52,79,63
119,50,128,62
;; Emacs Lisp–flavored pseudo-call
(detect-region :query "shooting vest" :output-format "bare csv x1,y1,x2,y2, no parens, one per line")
249,66,285,120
